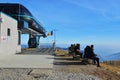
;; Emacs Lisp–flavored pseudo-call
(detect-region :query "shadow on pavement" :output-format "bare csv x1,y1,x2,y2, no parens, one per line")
54,56,87,65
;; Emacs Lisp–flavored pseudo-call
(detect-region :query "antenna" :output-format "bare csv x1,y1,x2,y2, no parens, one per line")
53,29,57,51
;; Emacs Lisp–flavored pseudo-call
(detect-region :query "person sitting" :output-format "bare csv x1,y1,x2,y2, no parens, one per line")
74,44,82,57
68,44,82,59
83,45,100,67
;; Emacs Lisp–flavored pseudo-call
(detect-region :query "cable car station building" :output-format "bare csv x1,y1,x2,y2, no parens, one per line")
0,3,46,55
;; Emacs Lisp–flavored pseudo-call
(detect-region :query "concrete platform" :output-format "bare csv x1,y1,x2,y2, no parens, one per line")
0,55,54,68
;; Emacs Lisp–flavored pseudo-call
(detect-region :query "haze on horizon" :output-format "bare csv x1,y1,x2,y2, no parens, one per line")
1,0,120,56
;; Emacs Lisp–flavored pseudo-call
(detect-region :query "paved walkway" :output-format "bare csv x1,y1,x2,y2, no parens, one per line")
0,55,54,68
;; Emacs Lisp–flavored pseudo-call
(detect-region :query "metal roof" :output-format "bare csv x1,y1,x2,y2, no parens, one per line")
0,3,46,37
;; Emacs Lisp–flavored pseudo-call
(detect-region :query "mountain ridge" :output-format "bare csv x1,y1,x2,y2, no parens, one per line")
106,52,120,61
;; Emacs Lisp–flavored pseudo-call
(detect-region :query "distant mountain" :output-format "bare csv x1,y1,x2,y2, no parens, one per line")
106,52,120,61
21,44,28,48
56,47,68,50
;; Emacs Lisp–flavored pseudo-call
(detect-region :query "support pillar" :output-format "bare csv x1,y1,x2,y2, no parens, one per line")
36,36,40,48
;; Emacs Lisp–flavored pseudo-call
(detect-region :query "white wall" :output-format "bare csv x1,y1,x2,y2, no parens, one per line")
0,12,21,55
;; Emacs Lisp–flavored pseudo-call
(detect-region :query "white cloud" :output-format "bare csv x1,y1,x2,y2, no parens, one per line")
63,0,120,21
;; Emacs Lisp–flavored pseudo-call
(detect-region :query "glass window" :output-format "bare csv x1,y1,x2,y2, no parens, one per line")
18,31,21,45
7,28,10,36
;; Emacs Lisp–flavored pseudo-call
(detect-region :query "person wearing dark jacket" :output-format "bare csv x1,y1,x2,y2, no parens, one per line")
84,45,100,67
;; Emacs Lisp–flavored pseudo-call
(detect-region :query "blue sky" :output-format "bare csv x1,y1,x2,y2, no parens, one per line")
1,0,120,56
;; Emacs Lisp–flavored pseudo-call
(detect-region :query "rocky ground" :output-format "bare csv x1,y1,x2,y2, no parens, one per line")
0,49,119,80
0,68,101,80
0,65,119,80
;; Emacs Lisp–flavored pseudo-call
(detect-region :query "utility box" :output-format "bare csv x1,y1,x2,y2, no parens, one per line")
0,12,21,55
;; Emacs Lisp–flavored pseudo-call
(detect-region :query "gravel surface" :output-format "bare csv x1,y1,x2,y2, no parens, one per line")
0,68,34,80
0,68,101,80
0,65,119,80
37,71,101,80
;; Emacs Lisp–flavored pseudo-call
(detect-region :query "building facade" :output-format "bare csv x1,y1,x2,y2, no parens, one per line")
0,12,21,55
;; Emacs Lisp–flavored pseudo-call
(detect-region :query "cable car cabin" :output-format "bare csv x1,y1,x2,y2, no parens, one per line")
28,38,37,48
